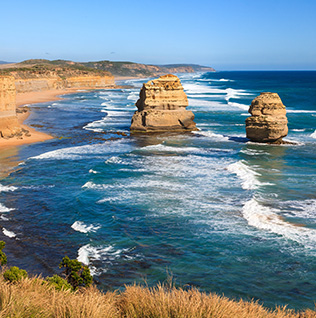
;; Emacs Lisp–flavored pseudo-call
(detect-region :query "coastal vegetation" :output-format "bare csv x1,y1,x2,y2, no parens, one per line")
0,241,315,317
0,59,214,78
0,274,316,317
0,61,112,79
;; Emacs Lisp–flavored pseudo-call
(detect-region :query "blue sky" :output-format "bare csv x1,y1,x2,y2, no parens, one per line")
1,0,315,70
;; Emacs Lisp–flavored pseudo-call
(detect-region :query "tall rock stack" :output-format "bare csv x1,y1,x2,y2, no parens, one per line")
0,76,22,138
245,92,288,143
130,74,197,132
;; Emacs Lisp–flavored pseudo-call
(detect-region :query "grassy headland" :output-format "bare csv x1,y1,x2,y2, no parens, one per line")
0,59,215,78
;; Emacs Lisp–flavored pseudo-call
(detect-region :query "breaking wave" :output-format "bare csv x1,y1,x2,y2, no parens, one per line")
0,184,17,192
0,203,14,213
71,221,101,233
242,199,316,250
227,161,263,190
77,244,130,276
2,228,16,238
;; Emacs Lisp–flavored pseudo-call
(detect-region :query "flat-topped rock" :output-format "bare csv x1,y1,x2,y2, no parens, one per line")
130,74,197,132
245,92,288,143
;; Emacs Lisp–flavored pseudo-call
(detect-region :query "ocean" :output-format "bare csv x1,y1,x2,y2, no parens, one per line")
0,71,316,310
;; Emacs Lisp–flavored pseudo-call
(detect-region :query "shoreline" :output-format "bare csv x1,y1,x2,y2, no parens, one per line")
1,80,133,149
0,89,80,151
0,77,138,151
0,78,137,176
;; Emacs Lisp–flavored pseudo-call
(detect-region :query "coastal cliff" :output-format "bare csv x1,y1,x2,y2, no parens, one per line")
83,61,215,77
130,74,197,132
14,75,114,93
0,60,115,93
245,92,288,143
0,76,22,138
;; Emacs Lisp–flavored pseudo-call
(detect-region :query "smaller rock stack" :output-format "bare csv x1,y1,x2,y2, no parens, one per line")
130,74,197,132
245,92,288,143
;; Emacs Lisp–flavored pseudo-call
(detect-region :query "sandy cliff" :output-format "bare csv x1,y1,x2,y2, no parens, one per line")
14,74,115,93
0,76,22,138
130,74,197,132
1,61,115,93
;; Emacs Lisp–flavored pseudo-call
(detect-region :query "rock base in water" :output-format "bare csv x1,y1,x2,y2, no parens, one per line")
245,92,288,143
130,74,197,132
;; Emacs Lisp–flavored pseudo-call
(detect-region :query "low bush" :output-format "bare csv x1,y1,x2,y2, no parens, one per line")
0,241,7,266
46,274,72,291
3,266,28,282
59,256,93,290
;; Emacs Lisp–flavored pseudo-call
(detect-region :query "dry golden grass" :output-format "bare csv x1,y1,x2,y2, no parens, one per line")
0,276,315,318
118,284,316,318
0,276,118,318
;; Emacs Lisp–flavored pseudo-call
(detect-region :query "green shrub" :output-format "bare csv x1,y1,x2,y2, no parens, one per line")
0,241,7,266
3,266,28,282
59,256,93,290
46,274,72,291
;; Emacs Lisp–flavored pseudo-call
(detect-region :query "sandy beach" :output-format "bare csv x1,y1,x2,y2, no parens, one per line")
0,84,123,151
0,81,127,175
0,88,90,176
0,89,80,150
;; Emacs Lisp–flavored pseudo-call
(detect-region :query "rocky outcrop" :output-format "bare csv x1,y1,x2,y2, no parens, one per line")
130,75,197,132
245,92,288,143
0,76,22,138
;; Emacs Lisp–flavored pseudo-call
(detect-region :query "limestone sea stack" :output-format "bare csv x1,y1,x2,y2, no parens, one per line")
0,76,23,138
245,92,288,143
130,74,197,132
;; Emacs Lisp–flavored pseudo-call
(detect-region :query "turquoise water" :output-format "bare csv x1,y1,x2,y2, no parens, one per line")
1,71,316,309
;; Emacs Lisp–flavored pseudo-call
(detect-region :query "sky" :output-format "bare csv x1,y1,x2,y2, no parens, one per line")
1,0,316,70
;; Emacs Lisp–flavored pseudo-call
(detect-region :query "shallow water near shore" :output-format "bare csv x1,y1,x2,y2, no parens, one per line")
1,71,316,310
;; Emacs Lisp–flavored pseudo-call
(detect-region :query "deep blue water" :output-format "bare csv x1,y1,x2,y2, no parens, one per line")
0,71,316,310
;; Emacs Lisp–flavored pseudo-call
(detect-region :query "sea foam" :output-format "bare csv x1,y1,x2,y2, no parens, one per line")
71,221,101,233
0,184,17,192
192,130,229,141
2,228,16,238
225,88,252,102
285,199,316,219
287,110,316,114
228,102,249,111
29,140,130,160
311,130,316,139
77,244,129,276
242,198,316,250
0,203,14,213
227,161,262,190
139,144,206,155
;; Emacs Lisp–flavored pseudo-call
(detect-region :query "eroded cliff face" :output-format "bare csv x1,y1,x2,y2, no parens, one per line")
0,76,22,138
14,75,115,93
245,92,288,143
130,74,197,132
65,76,114,89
